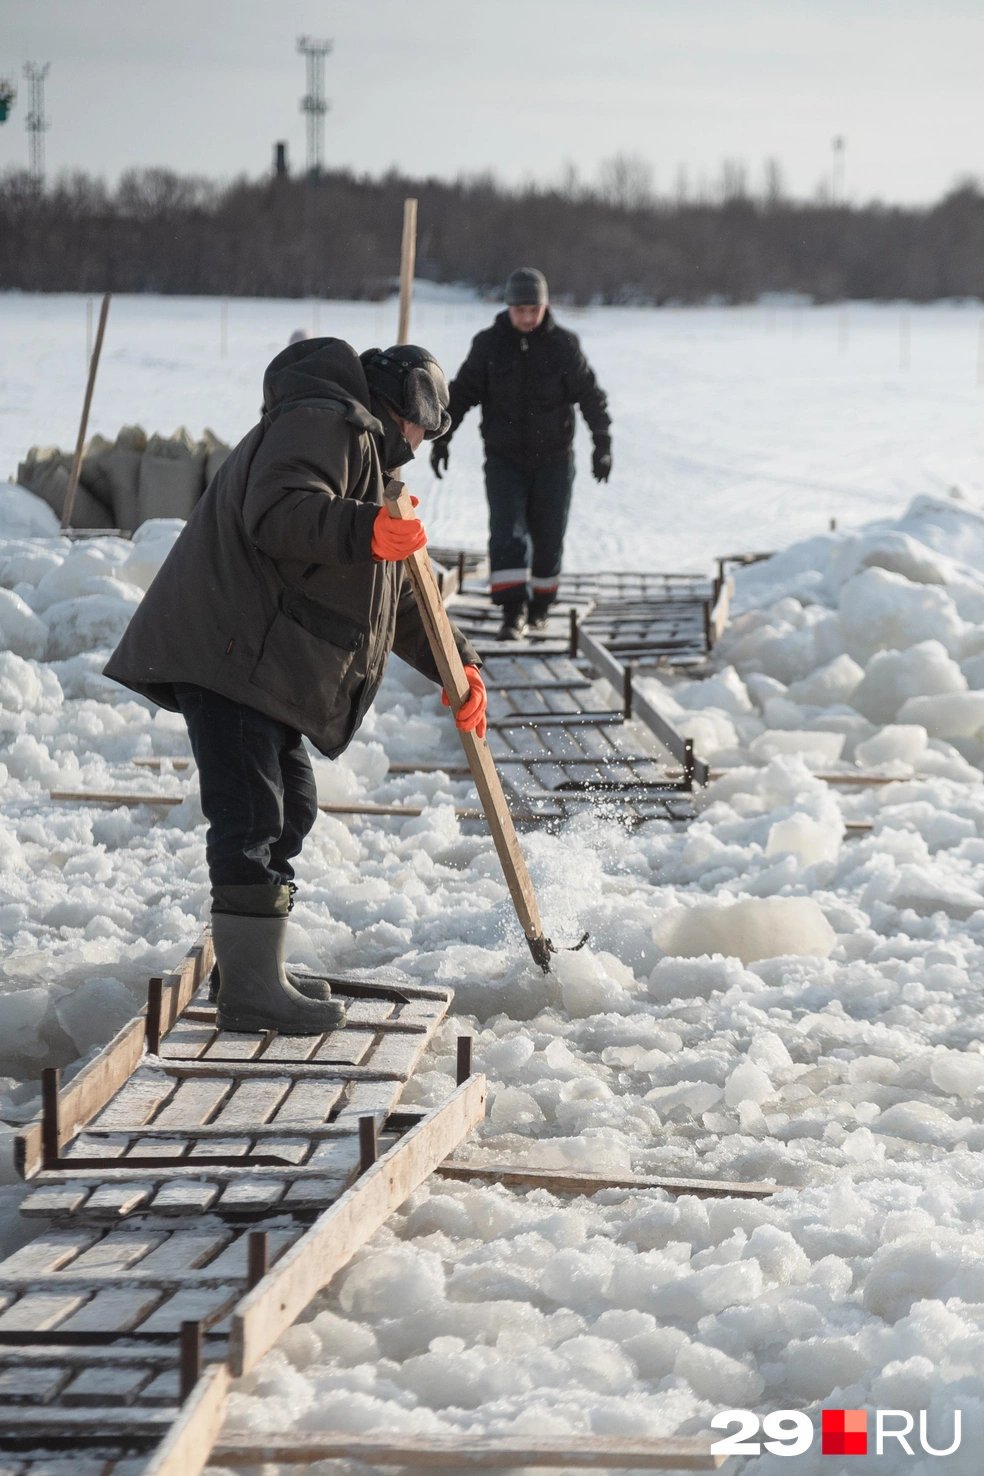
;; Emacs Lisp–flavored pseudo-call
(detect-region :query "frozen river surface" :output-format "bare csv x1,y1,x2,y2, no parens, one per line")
1,292,984,1469
2,291,983,568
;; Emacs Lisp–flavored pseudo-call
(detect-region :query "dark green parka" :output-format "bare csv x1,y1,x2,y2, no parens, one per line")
439,309,611,469
104,339,479,757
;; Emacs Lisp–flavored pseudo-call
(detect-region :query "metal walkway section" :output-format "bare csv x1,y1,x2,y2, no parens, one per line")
439,567,725,825
446,564,731,669
1,933,485,1473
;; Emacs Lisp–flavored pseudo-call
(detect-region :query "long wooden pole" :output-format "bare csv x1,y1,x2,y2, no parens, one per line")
396,197,417,345
61,290,111,530
384,482,553,970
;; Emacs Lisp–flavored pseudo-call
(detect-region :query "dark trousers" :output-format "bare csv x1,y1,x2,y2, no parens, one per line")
174,683,319,889
485,452,575,607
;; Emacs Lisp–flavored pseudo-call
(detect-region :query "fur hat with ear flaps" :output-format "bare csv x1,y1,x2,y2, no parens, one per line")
360,345,452,440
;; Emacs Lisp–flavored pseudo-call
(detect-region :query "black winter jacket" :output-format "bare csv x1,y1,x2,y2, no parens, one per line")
104,338,478,757
441,310,611,469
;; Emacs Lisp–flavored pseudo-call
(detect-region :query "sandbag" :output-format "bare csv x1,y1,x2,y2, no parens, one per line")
201,427,231,486
93,425,147,532
78,433,119,517
18,449,114,529
17,445,62,496
136,427,206,524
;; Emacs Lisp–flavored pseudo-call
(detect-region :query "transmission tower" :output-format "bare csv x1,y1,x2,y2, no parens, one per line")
23,62,49,188
297,35,332,176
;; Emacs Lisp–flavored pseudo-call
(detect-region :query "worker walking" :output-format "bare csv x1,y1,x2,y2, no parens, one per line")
106,338,485,1034
431,267,611,639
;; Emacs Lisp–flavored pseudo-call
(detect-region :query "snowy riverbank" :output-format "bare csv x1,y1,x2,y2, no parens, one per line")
0,486,982,1468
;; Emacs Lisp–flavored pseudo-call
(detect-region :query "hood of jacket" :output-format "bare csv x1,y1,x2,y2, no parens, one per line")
262,337,383,434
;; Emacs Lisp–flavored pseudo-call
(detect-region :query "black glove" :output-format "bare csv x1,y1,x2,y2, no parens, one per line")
592,444,612,483
431,441,450,479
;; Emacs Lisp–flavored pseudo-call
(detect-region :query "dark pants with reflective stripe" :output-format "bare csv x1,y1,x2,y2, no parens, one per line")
174,683,319,889
485,452,575,607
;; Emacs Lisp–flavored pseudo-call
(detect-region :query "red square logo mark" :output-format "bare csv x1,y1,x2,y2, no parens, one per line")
822,1409,867,1456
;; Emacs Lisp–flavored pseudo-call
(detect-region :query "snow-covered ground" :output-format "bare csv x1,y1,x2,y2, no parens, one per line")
3,292,984,570
2,293,984,1470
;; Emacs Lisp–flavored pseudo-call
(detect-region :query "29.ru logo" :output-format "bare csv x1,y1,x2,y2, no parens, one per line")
710,1408,962,1457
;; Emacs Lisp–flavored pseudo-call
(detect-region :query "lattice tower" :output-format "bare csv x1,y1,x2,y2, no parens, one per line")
23,61,49,187
297,35,332,176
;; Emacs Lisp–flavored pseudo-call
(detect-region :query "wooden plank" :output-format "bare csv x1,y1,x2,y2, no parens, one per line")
33,1159,380,1186
313,1028,376,1065
209,1433,724,1469
15,931,213,1180
140,1361,230,1476
335,1081,406,1122
19,1185,91,1219
144,1061,410,1081
0,1365,71,1403
386,483,549,967
272,1080,346,1121
138,1287,238,1335
204,1228,298,1280
61,1363,151,1405
157,1022,216,1061
50,792,484,820
229,1074,485,1375
201,1031,266,1062
0,1406,175,1433
258,1033,322,1062
281,1177,350,1211
216,1180,286,1214
359,1031,430,1077
0,1232,99,1278
135,1232,231,1277
81,1184,154,1219
0,1291,87,1330
69,1230,164,1272
436,1163,794,1199
88,1070,175,1130
208,1079,289,1129
0,1345,176,1370
150,1077,232,1130
146,1181,220,1217
56,1288,162,1331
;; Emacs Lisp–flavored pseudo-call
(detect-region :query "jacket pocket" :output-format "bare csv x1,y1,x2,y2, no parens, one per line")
248,605,366,715
280,589,367,650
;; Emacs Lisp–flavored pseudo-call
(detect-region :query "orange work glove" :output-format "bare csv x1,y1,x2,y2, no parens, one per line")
371,495,427,561
442,664,487,738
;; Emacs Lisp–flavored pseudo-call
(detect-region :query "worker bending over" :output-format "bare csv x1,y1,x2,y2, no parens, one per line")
432,267,612,640
106,339,485,1034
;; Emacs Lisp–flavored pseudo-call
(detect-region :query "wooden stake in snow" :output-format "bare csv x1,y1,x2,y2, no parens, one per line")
385,481,555,970
61,290,111,530
900,310,910,371
396,197,417,345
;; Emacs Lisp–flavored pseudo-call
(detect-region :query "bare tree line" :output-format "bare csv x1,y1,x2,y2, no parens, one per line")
1,161,982,304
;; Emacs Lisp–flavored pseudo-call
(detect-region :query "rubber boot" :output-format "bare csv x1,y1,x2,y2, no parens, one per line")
495,598,528,641
213,912,347,1034
208,961,332,1005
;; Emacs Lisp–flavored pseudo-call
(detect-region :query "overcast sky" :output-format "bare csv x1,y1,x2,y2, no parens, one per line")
0,0,979,205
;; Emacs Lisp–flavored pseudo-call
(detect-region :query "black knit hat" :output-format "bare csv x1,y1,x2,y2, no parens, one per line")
505,267,549,306
360,345,451,440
